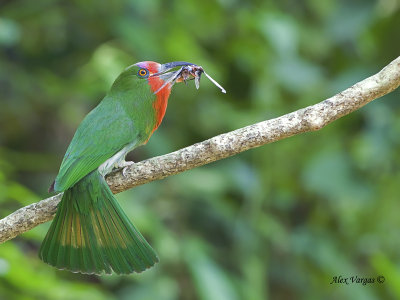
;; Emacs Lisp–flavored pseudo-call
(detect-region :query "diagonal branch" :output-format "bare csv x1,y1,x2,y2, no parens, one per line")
1,56,400,244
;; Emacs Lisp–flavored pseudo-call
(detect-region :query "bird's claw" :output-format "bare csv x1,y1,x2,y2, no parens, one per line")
115,161,134,177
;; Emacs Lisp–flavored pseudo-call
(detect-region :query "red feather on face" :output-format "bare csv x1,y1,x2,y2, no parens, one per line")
137,61,172,136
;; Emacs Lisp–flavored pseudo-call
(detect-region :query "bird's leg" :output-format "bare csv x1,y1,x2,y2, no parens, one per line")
99,143,136,177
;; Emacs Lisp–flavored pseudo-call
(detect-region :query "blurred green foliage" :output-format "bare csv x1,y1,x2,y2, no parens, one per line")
1,0,400,299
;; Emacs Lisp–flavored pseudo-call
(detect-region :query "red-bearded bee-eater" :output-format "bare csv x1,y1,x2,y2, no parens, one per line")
39,61,221,275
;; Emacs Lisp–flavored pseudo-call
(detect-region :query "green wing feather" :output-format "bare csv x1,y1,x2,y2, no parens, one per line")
53,70,157,192
54,98,139,192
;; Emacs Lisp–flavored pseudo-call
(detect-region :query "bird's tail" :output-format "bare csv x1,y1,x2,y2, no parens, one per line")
39,170,158,275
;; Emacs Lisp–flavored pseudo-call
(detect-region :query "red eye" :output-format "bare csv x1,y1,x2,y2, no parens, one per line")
138,68,149,77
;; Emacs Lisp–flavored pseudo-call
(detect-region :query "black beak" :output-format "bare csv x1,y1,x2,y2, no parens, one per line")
159,61,197,73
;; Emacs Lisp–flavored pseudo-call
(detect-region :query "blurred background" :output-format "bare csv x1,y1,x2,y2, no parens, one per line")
1,0,400,299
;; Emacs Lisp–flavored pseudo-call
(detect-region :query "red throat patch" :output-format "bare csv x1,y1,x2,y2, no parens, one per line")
148,76,171,133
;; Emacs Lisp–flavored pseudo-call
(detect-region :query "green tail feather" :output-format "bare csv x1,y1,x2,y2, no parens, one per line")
39,170,158,275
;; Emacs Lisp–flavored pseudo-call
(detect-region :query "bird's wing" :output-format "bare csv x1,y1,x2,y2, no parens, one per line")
54,101,139,192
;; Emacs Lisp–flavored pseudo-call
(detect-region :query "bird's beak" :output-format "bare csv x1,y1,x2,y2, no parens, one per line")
158,61,197,74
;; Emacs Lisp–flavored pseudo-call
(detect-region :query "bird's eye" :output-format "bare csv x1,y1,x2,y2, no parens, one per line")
137,68,149,78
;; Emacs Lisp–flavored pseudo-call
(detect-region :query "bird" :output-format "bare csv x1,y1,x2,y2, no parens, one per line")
39,61,202,275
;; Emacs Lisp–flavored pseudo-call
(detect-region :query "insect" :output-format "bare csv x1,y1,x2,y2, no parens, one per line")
152,63,226,94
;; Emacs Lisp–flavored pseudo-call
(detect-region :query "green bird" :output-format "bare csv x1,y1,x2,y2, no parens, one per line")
39,61,203,275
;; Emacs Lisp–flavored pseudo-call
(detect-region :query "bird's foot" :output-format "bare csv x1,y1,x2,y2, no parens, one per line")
118,161,134,177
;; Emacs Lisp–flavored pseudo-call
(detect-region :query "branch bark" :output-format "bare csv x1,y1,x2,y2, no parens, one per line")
1,56,400,244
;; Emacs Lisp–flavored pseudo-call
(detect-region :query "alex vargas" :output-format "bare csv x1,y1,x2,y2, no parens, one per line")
330,275,375,286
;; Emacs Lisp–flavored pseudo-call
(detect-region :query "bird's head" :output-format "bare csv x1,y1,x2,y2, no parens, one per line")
124,61,196,95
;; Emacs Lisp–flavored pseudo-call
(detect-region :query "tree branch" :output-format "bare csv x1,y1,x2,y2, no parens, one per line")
1,56,400,244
